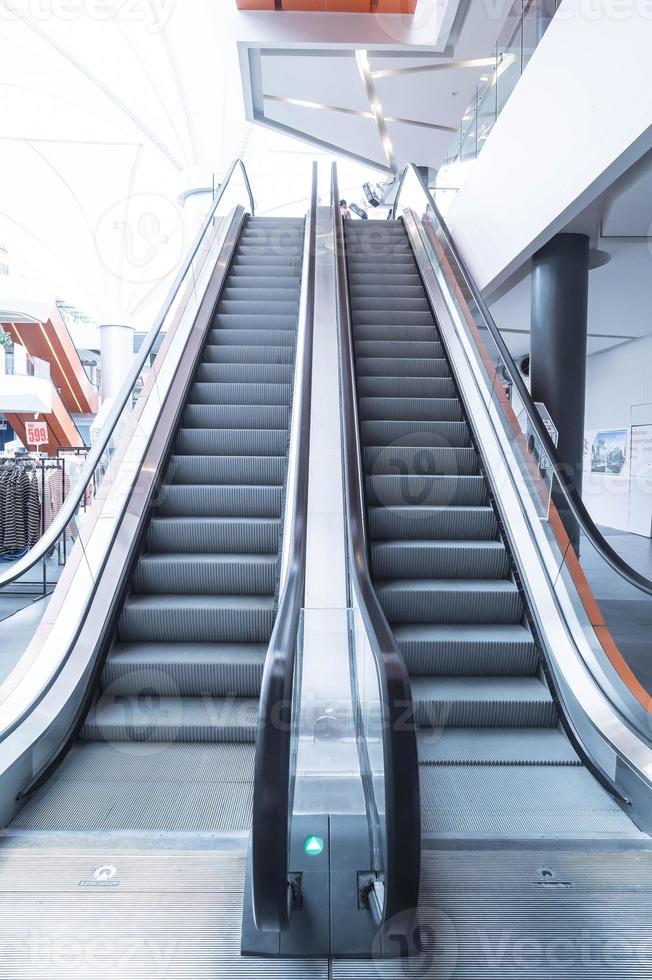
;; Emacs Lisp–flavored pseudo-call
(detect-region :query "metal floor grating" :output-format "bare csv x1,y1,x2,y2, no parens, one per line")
0,839,651,976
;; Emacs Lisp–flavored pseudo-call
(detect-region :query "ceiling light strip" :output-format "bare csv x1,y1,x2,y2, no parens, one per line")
355,49,397,173
371,57,497,79
264,94,456,132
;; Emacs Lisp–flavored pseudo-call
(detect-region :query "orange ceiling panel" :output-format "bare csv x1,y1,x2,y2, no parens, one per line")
236,1,417,11
3,308,98,416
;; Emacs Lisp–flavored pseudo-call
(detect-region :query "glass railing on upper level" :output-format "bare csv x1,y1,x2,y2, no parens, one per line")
440,0,561,191
0,344,50,381
393,163,652,747
0,158,255,732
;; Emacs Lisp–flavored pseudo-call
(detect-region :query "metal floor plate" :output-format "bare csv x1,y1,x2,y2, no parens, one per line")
334,843,652,978
1,836,651,976
0,838,328,978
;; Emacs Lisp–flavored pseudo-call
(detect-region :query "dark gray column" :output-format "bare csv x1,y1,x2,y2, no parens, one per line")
530,233,590,546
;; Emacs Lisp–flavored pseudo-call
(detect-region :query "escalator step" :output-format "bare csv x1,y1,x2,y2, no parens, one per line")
119,595,276,643
133,553,277,596
356,356,450,378
201,344,295,364
394,623,537,676
182,404,290,429
352,297,431,313
166,454,286,485
353,313,436,329
217,301,299,317
354,325,441,344
348,255,415,267
229,264,302,278
232,254,303,267
361,419,470,447
356,334,438,351
146,517,280,555
417,727,580,765
102,642,267,697
213,310,298,327
371,540,509,580
366,474,486,507
364,445,478,476
221,288,298,302
207,328,296,346
158,484,283,518
358,374,455,398
81,695,260,743
359,396,461,422
222,276,300,291
351,284,425,298
376,578,523,625
196,362,294,383
190,382,292,406
349,273,422,287
175,428,288,456
368,505,498,541
411,676,556,728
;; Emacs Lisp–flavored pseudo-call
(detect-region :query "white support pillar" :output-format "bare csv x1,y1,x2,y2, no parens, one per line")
99,323,134,402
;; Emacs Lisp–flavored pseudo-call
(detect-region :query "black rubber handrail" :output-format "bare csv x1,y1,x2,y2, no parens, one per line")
393,163,652,598
0,158,255,590
332,163,421,923
251,162,318,933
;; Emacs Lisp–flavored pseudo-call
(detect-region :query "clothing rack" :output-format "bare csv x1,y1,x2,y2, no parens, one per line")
0,452,73,598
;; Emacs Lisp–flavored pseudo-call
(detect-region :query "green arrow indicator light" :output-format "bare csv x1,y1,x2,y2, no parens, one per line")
303,835,324,856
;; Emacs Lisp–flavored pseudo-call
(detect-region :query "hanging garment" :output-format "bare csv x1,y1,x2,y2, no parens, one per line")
27,473,41,547
44,468,77,544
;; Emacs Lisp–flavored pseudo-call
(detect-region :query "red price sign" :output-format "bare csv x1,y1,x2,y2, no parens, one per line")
25,420,49,447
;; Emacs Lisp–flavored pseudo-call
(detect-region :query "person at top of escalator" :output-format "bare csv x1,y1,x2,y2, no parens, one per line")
340,199,352,219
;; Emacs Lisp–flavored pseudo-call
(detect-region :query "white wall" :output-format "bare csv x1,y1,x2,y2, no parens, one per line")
445,0,652,291
584,335,652,535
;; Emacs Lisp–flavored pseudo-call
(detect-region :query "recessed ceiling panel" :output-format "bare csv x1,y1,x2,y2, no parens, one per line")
264,98,387,168
374,63,488,129
262,52,369,113
386,118,453,168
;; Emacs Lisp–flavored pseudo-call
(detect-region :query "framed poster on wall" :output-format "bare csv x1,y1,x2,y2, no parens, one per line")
629,423,652,538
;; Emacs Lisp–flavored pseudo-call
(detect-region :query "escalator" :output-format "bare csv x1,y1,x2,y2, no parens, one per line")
343,216,638,838
8,215,305,833
2,156,652,972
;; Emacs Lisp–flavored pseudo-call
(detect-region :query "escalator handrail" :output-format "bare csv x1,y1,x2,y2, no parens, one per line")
0,158,255,589
393,163,652,599
251,162,318,934
331,163,421,923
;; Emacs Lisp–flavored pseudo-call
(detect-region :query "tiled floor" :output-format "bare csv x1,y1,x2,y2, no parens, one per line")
0,554,60,686
0,554,61,623
581,526,652,693
0,598,49,686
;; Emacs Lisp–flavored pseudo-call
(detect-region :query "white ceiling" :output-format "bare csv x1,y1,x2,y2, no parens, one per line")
237,1,514,173
490,149,652,362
